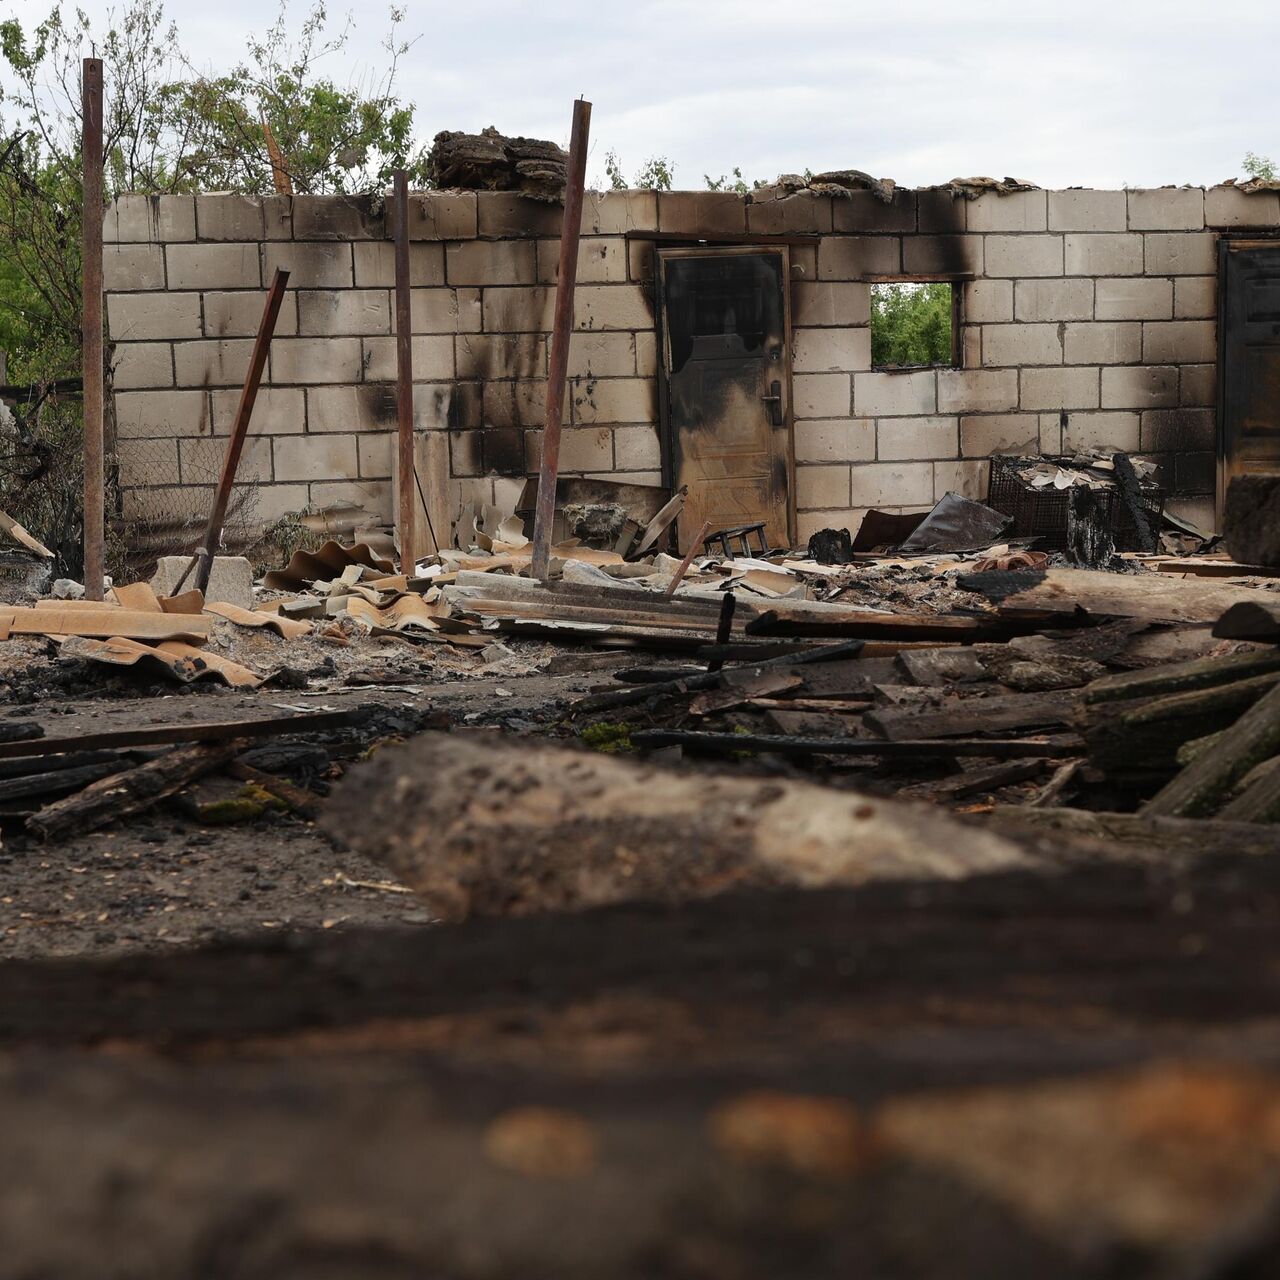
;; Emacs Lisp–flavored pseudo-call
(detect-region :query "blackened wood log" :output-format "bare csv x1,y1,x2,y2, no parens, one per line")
322,732,1035,922
632,730,1083,759
1144,682,1280,818
1112,453,1157,553
1084,648,1280,706
866,692,1077,741
0,761,121,804
1224,474,1280,567
991,805,1280,857
0,722,43,744
426,127,567,200
1218,756,1280,823
27,741,241,842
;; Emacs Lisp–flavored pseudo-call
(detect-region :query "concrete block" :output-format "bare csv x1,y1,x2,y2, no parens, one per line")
854,370,936,417
656,191,748,236
114,342,174,390
536,236,628,284
195,194,266,241
794,465,850,508
792,282,871,327
482,286,556,333
179,435,272,486
167,243,260,290
831,190,917,234
818,236,902,279
963,324,982,367
210,386,304,435
1128,188,1205,230
252,484,311,524
291,194,383,240
172,339,255,388
557,332,635,379
790,245,817,281
203,291,299,338
876,416,958,461
353,242,446,288
1062,411,1140,452
527,427,613,473
262,242,353,289
103,244,166,292
795,372,855,418
1174,277,1217,319
1180,363,1217,407
269,337,363,384
965,190,1047,232
582,190,659,235
635,332,658,377
357,432,393,479
1062,321,1142,365
1144,233,1216,276
959,413,1042,458
455,334,545,381
613,425,662,470
484,379,549,429
297,289,391,336
395,192,478,241
1140,407,1216,452
308,384,398,434
1047,189,1128,232
1014,278,1093,322
1142,320,1217,365
1019,366,1100,411
475,193,564,238
1173,450,1215,494
411,287,482,333
982,234,1063,278
627,239,654,282
1100,365,1179,409
1205,185,1280,227
794,419,875,464
307,478,391,518
933,459,988,501
483,428,529,478
262,196,293,240
1064,233,1144,276
115,436,180,489
1095,277,1173,320
151,555,253,608
108,292,201,342
916,189,968,234
446,239,537,287
105,194,196,243
848,461,935,507
962,279,1013,324
575,285,653,331
901,235,982,275
450,431,483,476
1039,413,1064,454
572,377,657,425
792,327,872,373
273,433,359,483
114,389,211,439
361,335,454,382
982,323,1063,367
936,368,1018,414
746,193,834,235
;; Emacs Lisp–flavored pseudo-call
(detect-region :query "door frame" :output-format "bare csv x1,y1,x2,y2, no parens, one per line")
654,244,797,547
1216,232,1280,522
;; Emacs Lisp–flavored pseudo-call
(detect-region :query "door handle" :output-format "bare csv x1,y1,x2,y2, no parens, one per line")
761,380,783,426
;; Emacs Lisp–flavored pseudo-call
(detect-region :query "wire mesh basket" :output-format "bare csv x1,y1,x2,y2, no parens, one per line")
987,455,1164,552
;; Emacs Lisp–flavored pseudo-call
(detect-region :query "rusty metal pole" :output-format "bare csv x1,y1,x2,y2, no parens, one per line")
178,268,289,596
393,169,416,573
530,98,591,581
81,58,104,600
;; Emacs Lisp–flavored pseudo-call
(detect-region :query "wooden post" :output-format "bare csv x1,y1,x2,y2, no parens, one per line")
530,98,591,581
393,169,416,573
81,58,104,600
173,269,289,596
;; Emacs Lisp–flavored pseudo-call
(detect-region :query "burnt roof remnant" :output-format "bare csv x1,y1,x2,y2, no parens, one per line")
426,126,568,202
764,169,898,202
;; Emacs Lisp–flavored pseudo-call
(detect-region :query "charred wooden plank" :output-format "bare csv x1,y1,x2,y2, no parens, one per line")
631,730,1083,759
1084,648,1280,705
866,692,1077,742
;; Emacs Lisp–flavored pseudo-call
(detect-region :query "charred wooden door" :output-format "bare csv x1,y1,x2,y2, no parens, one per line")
657,247,793,552
1221,241,1280,510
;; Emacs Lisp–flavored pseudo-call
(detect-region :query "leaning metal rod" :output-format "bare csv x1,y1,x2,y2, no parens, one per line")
81,57,105,600
172,268,290,597
529,97,592,581
392,169,416,573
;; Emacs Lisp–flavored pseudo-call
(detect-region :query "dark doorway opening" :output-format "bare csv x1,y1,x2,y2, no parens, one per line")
656,247,794,553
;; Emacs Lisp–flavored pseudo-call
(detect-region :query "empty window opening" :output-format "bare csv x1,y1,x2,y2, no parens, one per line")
870,282,957,370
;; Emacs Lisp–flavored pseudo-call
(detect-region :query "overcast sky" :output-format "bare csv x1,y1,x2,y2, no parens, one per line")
26,0,1280,189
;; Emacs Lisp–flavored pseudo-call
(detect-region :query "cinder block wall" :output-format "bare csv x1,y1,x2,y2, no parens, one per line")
104,183,1280,542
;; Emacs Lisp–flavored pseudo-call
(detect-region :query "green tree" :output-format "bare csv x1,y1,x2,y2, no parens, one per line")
1244,151,1277,181
603,149,673,191
870,283,953,368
